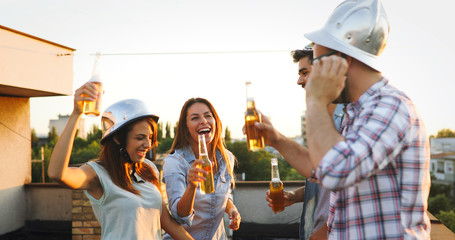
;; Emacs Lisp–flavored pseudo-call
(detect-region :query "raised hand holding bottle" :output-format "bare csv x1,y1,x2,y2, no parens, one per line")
244,81,265,151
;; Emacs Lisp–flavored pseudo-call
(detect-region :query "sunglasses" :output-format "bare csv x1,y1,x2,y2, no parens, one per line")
310,51,346,65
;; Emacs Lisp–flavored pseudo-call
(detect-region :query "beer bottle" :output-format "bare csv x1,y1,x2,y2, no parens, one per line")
270,158,284,213
197,134,215,194
83,52,103,116
244,81,265,151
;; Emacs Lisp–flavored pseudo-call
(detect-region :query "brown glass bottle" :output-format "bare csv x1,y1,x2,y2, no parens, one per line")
270,158,284,213
197,134,215,194
83,52,103,117
83,80,103,116
244,81,264,151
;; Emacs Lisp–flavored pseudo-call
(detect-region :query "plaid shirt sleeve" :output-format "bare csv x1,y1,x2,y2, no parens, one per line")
315,80,431,239
317,93,408,190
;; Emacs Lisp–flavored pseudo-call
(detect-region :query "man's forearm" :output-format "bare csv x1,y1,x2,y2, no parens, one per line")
273,133,314,178
306,102,344,168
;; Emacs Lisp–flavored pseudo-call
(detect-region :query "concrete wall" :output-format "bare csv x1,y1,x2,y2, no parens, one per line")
0,27,74,96
25,184,72,221
0,26,74,235
0,97,31,234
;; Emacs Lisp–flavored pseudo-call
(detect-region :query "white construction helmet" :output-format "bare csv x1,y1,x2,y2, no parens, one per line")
100,99,159,144
305,0,389,71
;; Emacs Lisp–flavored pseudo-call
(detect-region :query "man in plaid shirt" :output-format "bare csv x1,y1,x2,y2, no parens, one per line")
303,0,431,239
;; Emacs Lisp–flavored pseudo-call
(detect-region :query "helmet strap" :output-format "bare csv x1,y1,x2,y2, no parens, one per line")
119,147,133,163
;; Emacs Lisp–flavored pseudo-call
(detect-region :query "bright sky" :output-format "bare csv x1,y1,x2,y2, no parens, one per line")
2,0,454,139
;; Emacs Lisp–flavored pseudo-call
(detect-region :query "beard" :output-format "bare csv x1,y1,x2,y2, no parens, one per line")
332,77,349,104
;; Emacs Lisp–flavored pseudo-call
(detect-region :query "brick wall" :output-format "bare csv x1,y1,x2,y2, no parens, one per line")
72,190,101,240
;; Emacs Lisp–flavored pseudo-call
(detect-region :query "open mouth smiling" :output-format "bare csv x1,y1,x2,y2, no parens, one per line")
198,128,211,135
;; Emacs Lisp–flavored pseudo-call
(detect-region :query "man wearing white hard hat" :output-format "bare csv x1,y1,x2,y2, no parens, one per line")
304,0,431,239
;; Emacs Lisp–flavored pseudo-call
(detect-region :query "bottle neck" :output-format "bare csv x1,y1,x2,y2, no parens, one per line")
198,135,208,156
271,163,280,180
246,98,256,109
89,73,102,83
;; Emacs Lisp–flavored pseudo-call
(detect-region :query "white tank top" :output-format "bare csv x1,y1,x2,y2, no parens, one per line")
84,159,162,240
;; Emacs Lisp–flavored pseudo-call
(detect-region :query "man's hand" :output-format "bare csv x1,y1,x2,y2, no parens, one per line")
306,55,348,106
265,189,297,213
309,224,328,240
253,112,284,148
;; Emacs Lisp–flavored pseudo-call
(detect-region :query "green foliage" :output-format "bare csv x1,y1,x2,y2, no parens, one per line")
73,137,88,150
429,182,452,198
428,194,451,215
165,122,172,139
173,121,178,138
87,124,102,143
431,128,455,138
31,145,53,183
225,141,303,181
281,165,306,181
71,140,100,164
31,127,59,182
157,122,163,141
427,181,455,231
157,138,174,154
31,125,103,182
436,210,455,233
31,129,39,149
224,127,231,143
47,126,59,148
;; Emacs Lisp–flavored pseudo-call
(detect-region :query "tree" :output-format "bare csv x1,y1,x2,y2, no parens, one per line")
174,121,179,138
157,122,163,141
31,144,53,183
429,180,452,198
225,126,231,143
157,138,174,154
436,210,455,233
226,141,306,181
428,194,451,215
227,141,275,181
71,140,100,164
165,122,172,139
431,128,455,138
47,126,59,148
86,124,102,143
31,128,39,149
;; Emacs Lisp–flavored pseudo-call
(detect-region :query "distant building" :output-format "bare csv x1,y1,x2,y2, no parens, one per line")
430,152,455,197
431,138,455,154
49,114,86,139
430,138,455,198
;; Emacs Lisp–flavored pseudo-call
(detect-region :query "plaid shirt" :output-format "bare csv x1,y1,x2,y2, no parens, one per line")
315,79,431,239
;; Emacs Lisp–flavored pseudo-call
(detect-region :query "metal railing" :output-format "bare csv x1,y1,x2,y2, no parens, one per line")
31,146,45,183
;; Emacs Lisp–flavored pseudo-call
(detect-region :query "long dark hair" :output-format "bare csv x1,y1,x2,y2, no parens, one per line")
98,117,160,195
169,97,235,187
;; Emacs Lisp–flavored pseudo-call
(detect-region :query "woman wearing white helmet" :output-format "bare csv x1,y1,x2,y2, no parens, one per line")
48,82,193,240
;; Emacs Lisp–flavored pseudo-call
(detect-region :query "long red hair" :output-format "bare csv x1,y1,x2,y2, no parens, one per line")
169,98,235,188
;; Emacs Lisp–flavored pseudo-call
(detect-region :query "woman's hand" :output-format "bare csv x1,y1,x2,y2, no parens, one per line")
226,206,241,231
187,159,207,187
73,82,99,114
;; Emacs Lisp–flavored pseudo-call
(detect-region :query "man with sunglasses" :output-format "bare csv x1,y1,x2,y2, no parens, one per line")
303,0,431,239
